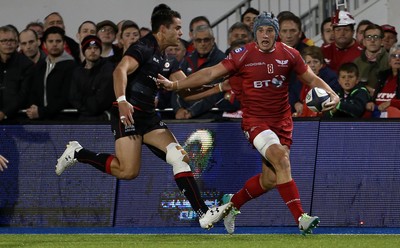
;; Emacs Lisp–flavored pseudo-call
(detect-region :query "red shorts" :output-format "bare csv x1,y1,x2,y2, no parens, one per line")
241,116,293,148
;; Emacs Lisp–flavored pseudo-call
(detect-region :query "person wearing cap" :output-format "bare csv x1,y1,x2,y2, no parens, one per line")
69,35,115,121
321,10,363,73
157,11,340,235
96,20,122,62
381,24,398,52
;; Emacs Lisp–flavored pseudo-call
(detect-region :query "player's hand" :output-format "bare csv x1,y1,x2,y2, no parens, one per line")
157,74,175,91
118,101,134,126
322,92,340,111
0,155,9,172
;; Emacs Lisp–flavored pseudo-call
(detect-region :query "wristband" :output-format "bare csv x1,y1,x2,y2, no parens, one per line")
218,83,223,92
117,95,127,103
174,81,179,90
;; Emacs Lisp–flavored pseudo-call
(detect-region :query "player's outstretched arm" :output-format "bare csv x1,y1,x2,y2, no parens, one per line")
157,63,229,91
0,155,9,172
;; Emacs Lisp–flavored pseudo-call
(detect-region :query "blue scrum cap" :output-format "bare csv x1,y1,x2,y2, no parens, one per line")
253,11,279,41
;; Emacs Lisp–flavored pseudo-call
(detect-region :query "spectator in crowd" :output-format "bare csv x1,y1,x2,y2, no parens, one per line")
277,11,314,47
96,20,123,62
0,26,34,122
241,7,259,30
26,27,77,120
26,21,44,39
157,12,338,235
56,7,232,230
381,24,398,52
19,28,46,64
293,46,339,117
171,25,234,119
159,38,188,114
365,44,400,118
69,35,115,121
356,20,373,47
119,20,141,53
278,12,314,113
322,10,363,73
320,17,334,46
115,20,126,49
0,154,9,172
139,27,151,37
42,12,81,63
76,20,97,43
225,22,252,54
353,24,389,95
324,62,370,118
186,16,211,54
75,20,97,62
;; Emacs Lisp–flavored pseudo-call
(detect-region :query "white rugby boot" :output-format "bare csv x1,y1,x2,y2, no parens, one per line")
55,141,82,176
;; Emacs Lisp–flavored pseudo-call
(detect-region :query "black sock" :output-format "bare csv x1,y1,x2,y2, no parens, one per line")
174,173,209,218
75,148,113,173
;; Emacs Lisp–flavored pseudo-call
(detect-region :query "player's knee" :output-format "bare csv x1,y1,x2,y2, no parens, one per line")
269,146,290,171
119,169,140,180
253,130,280,159
166,142,191,175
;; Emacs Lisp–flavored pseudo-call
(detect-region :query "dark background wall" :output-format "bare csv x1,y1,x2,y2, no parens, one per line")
0,120,399,227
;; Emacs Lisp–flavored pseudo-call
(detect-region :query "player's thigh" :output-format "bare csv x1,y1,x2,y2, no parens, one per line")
115,135,143,172
143,128,177,153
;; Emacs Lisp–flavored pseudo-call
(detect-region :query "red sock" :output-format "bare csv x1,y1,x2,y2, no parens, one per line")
231,174,267,210
276,179,304,223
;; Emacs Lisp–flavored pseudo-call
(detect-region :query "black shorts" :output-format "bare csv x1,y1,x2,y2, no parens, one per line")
110,103,168,140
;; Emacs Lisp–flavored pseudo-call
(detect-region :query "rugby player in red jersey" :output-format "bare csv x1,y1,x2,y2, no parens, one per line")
158,12,339,235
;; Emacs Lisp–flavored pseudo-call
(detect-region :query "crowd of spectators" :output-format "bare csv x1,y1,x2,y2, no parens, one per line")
0,6,399,123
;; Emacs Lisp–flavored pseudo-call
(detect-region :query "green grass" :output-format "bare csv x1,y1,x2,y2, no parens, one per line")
1,234,400,248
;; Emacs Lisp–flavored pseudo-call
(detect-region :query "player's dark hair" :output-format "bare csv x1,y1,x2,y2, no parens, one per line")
338,62,359,77
151,9,181,33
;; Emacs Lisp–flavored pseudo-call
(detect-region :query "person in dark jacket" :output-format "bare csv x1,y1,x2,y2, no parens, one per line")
171,25,239,119
26,26,78,120
0,25,34,122
41,12,81,63
69,35,115,121
325,62,370,118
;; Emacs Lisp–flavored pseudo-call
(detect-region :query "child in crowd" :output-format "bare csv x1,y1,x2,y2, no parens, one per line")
325,62,370,118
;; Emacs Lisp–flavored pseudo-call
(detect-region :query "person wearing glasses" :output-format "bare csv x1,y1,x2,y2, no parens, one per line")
96,20,122,63
0,25,34,122
171,25,238,119
365,44,400,118
354,24,390,97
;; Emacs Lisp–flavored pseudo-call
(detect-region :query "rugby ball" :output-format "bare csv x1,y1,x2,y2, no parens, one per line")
305,87,330,112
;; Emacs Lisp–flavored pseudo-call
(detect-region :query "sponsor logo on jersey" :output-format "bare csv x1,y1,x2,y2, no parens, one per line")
245,62,266,67
275,59,289,67
253,75,286,88
234,47,246,53
153,57,160,63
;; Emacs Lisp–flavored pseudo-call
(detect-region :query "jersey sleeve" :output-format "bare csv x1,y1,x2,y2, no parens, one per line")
221,46,247,75
124,41,149,66
292,49,308,76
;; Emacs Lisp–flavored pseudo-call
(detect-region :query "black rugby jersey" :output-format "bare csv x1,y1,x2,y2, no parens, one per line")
124,33,180,113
